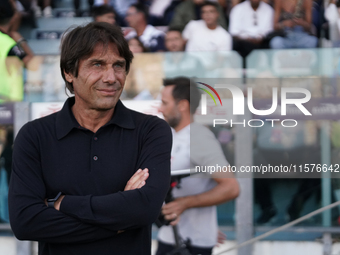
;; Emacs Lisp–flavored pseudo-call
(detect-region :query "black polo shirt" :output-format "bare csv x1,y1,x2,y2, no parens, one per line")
9,97,172,255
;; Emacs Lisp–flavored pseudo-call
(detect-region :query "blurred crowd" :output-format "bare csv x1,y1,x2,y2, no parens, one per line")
1,0,335,101
2,0,334,54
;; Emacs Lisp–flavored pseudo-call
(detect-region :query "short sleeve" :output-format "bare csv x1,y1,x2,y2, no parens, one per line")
7,44,26,60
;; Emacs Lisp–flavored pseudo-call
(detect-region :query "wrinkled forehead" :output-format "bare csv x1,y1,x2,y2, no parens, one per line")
83,42,124,61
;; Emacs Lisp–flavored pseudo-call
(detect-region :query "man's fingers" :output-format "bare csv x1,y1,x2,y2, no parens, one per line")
170,216,180,226
164,213,178,221
162,204,178,215
124,168,149,191
137,180,146,189
163,213,180,226
132,171,148,189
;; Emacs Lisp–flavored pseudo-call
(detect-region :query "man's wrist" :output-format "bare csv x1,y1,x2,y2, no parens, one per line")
17,38,27,46
178,196,192,210
54,195,65,211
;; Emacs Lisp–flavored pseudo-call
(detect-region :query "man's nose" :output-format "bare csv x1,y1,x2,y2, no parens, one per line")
102,68,116,84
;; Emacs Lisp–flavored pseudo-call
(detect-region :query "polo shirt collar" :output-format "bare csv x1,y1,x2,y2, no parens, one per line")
56,97,135,140
106,100,135,129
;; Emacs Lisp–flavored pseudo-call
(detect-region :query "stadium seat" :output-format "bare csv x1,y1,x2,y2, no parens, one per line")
27,39,62,55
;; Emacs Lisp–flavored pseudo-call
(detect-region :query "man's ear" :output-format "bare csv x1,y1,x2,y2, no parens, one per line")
64,71,74,84
178,100,190,113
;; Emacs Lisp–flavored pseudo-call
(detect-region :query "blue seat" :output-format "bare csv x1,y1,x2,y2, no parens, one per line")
52,8,77,18
31,29,65,40
27,39,61,55
36,17,91,30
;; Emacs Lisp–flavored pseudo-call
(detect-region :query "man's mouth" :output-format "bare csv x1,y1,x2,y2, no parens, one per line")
97,89,119,96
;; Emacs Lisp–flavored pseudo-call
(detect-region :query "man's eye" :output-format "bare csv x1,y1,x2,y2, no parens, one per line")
114,63,125,71
94,63,101,67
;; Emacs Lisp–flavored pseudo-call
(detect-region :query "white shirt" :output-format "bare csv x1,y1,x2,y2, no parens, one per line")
182,20,232,52
125,25,165,51
110,0,137,16
229,0,274,39
158,123,230,247
325,3,339,24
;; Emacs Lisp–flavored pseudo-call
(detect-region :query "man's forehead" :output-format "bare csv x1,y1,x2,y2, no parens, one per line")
166,31,182,38
128,6,137,13
162,85,176,96
101,12,115,17
87,43,124,61
202,6,217,11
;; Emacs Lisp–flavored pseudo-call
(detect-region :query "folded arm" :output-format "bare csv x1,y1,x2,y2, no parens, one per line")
9,118,172,242
58,117,172,231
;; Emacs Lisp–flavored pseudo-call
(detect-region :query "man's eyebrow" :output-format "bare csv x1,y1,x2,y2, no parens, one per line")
114,60,126,65
88,58,105,64
87,59,126,65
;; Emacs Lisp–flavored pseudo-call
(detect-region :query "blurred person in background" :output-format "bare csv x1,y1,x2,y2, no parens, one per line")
128,36,148,53
8,0,23,32
7,0,36,31
125,3,166,52
92,4,116,25
156,77,239,255
325,0,340,25
73,0,93,17
325,0,340,46
165,28,186,52
94,0,137,26
123,36,149,99
111,0,137,26
1,128,13,185
148,0,183,26
269,0,318,49
229,0,274,63
0,0,34,102
183,1,232,52
32,0,52,17
170,0,227,31
163,28,206,78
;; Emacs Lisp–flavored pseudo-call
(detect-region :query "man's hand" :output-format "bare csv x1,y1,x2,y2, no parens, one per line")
216,229,227,246
161,197,187,226
282,19,294,28
54,195,65,211
44,195,65,211
124,168,149,191
116,168,149,234
293,18,306,26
